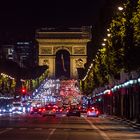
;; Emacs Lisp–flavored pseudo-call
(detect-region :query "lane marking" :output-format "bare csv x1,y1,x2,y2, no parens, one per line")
0,129,12,134
46,129,56,140
45,114,63,140
19,128,27,130
6,128,13,130
84,117,111,140
34,128,42,130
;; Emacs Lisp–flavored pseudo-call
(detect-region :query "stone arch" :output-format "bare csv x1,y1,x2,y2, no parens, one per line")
54,46,72,55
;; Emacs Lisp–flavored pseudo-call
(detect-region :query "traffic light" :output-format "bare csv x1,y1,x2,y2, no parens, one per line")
21,88,26,94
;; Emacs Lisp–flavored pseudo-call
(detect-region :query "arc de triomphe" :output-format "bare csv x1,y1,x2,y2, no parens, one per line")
36,26,92,79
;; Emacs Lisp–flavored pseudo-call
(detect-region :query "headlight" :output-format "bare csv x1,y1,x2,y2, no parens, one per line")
12,107,15,110
18,107,22,110
23,107,25,112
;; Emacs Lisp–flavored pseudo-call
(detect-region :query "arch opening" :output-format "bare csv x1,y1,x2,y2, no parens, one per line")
55,50,70,79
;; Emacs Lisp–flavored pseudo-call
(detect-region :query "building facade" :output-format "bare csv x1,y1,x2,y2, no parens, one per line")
0,44,15,60
14,41,38,68
36,26,92,79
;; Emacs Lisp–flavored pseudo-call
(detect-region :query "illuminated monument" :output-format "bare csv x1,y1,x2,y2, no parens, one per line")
36,26,92,79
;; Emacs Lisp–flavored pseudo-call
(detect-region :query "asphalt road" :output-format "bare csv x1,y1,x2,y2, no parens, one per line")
0,114,140,140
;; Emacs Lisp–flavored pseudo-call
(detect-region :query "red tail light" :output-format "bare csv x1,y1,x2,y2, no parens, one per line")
31,107,33,111
54,105,58,108
38,108,42,112
87,110,91,113
52,108,56,112
42,108,46,112
96,110,99,115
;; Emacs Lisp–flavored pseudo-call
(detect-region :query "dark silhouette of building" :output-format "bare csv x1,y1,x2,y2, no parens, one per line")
14,41,38,68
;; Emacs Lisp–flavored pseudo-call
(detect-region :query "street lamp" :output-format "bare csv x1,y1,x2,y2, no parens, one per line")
103,38,107,42
102,43,106,46
107,33,111,37
118,6,124,11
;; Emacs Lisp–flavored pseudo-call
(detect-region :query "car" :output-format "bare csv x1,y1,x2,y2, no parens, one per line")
67,107,81,117
0,105,13,114
56,107,64,113
42,105,56,117
55,107,66,117
12,102,24,114
79,106,87,113
87,107,99,117
22,101,32,113
30,106,44,115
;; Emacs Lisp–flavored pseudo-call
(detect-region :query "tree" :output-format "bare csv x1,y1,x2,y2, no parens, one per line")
130,0,140,70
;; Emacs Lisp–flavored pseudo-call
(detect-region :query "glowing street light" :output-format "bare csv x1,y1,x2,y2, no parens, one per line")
102,43,106,46
118,6,123,11
107,33,111,37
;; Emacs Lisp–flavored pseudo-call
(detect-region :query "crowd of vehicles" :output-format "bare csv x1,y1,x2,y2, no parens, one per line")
0,79,100,117
0,104,13,114
0,100,100,118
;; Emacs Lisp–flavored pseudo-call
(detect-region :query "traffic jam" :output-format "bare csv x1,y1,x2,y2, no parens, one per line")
0,79,100,118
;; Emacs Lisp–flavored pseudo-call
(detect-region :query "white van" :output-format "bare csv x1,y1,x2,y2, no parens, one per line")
12,102,24,114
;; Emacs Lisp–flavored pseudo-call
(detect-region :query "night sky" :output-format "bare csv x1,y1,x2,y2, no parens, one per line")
0,0,106,40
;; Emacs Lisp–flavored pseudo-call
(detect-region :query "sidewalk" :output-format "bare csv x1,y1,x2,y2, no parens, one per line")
103,114,140,129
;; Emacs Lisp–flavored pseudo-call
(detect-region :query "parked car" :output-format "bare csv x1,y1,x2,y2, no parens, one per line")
87,107,99,117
